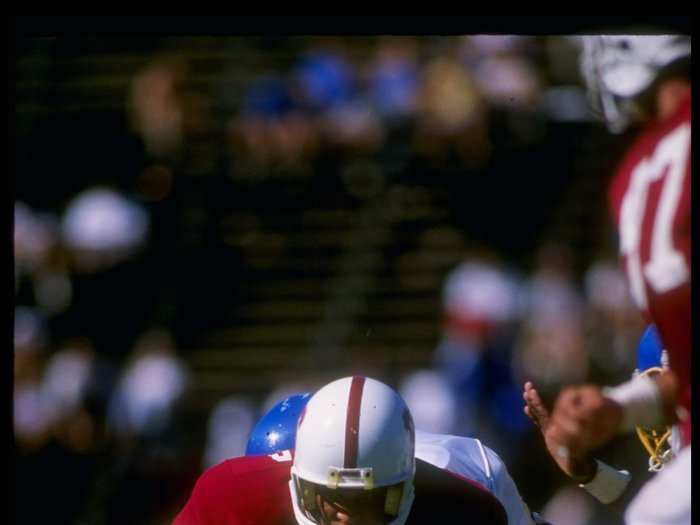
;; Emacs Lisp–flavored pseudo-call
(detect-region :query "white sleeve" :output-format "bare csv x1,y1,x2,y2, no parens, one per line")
415,430,493,490
478,441,536,525
415,431,534,525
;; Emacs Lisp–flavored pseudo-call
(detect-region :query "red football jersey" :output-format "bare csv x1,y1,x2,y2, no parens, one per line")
172,452,507,525
608,93,691,446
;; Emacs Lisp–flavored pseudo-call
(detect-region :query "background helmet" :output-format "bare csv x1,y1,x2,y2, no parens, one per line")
289,376,416,525
246,393,312,456
580,35,691,132
635,324,668,374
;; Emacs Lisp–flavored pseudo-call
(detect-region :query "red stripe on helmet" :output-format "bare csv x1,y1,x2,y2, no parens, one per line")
344,376,366,468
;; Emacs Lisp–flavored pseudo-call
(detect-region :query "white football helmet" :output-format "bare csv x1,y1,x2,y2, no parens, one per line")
289,376,416,525
580,35,691,133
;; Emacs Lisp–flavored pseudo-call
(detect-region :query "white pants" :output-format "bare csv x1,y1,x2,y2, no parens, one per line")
625,446,691,525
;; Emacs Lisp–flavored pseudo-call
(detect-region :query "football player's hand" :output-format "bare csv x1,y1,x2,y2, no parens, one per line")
523,382,597,483
548,384,623,456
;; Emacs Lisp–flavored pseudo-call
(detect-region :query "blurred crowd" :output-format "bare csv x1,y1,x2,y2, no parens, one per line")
15,35,644,525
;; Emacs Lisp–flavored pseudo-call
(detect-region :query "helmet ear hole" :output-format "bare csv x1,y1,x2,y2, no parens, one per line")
384,485,402,516
298,478,317,512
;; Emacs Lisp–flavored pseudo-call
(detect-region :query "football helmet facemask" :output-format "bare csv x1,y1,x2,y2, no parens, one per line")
633,325,676,472
580,35,690,133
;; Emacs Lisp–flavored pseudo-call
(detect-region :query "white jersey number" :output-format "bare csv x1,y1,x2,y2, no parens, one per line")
268,450,293,462
619,123,690,309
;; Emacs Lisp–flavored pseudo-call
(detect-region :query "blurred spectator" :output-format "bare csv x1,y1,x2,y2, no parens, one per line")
538,86,591,123
243,75,296,118
417,57,484,135
129,54,217,177
291,49,355,114
524,244,582,325
434,258,528,445
32,265,73,314
583,259,643,383
441,259,522,339
107,329,188,440
14,328,105,525
14,202,58,276
14,307,51,451
368,38,420,122
465,35,533,59
414,56,491,168
80,329,198,525
14,306,48,364
14,202,72,313
399,369,457,435
322,97,385,152
584,259,630,316
472,53,541,110
40,338,97,452
539,36,592,124
14,381,51,451
203,396,256,468
460,35,547,148
228,75,320,171
128,58,186,158
515,244,588,396
61,187,150,273
52,186,155,359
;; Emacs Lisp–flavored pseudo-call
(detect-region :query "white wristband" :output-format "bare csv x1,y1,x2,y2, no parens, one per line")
602,374,663,432
579,459,631,504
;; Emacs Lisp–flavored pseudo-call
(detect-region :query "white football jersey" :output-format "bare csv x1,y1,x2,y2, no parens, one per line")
416,430,535,525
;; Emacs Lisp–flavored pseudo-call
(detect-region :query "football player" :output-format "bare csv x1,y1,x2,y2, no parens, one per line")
245,391,544,524
523,324,676,510
543,35,691,525
173,376,508,524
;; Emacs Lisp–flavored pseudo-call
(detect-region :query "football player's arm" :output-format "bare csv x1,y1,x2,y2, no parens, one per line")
604,370,680,431
547,371,679,457
523,382,631,505
416,432,535,524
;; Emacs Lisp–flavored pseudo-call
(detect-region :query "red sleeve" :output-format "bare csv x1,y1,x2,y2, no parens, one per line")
171,455,294,525
172,461,241,525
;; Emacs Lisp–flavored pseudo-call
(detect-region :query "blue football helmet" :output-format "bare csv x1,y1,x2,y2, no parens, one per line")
635,324,667,374
633,324,674,472
245,393,312,455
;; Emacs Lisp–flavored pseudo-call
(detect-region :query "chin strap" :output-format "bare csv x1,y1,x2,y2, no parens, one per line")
634,366,675,472
636,424,674,472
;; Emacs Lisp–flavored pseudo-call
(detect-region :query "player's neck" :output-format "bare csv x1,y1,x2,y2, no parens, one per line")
655,80,690,121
